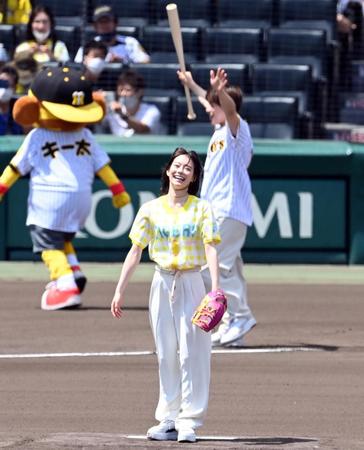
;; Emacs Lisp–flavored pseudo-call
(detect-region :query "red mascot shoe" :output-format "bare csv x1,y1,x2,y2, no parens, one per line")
41,286,81,311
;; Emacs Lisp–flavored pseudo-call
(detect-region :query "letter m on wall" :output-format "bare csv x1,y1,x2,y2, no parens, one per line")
252,193,293,238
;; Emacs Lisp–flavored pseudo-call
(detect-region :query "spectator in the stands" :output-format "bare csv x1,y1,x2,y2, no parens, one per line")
337,0,363,34
102,68,161,137
0,65,23,135
74,5,150,64
11,49,39,94
14,4,70,65
337,0,364,74
82,40,108,83
0,44,9,69
0,0,32,24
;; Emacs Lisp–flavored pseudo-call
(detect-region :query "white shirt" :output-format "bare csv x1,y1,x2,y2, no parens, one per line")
106,102,162,137
74,35,150,64
11,127,110,232
337,0,364,14
200,117,253,226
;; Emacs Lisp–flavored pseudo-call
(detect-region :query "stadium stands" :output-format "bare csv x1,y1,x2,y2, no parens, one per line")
241,95,305,139
155,0,214,27
1,0,362,139
277,0,337,40
216,0,276,29
204,27,264,64
34,0,87,25
129,63,183,97
93,0,152,27
141,25,202,63
143,94,174,134
0,24,16,55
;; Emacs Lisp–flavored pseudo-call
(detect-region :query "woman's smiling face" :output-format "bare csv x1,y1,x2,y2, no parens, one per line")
167,154,195,191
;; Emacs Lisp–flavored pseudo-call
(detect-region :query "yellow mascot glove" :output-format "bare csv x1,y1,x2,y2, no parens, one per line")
111,188,131,208
97,164,131,209
0,165,21,202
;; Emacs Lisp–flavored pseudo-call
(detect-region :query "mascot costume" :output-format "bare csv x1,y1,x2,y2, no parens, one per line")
0,65,130,310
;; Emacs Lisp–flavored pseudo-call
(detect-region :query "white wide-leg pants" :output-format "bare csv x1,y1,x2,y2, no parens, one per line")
201,217,253,322
149,268,211,430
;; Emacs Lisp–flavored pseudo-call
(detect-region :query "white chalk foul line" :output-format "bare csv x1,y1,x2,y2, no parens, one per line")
125,434,319,443
0,347,320,360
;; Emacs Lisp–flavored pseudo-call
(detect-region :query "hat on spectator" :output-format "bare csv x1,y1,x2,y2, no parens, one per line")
12,50,39,88
93,5,116,22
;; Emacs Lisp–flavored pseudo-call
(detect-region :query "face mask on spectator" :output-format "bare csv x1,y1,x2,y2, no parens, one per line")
33,30,50,43
99,31,116,43
119,95,139,111
86,57,106,75
0,87,14,102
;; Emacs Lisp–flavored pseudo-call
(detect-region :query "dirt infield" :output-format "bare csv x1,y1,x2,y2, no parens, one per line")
1,269,364,449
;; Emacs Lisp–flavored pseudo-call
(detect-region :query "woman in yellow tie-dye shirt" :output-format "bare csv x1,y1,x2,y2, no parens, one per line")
111,147,221,443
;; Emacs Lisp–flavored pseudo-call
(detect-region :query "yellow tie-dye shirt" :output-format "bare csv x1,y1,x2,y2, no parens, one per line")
130,195,221,270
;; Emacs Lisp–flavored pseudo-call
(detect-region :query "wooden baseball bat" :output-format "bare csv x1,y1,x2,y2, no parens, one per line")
166,3,196,120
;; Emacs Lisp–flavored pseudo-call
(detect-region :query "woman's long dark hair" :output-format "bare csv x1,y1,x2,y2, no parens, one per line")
160,147,203,196
26,5,57,47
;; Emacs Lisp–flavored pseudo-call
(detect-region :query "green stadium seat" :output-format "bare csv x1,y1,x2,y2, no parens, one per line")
130,63,184,97
0,24,16,55
267,28,328,79
278,0,337,40
54,25,80,61
155,0,214,27
95,63,124,91
93,0,154,26
242,95,302,138
216,0,275,29
204,27,264,64
33,0,86,25
251,63,314,114
143,95,175,134
190,62,251,94
141,26,202,63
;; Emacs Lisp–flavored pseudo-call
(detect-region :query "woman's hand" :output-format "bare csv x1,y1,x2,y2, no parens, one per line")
210,67,228,92
111,292,123,318
177,70,194,89
110,100,121,113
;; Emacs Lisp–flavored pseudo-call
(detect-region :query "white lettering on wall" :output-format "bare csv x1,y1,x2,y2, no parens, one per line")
298,192,313,238
252,192,314,238
84,190,134,239
80,190,313,240
253,193,293,238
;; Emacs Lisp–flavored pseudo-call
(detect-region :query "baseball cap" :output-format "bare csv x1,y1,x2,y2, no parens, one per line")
93,5,116,22
30,65,103,123
12,50,39,88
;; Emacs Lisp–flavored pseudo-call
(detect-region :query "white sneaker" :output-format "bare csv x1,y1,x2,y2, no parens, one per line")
211,322,229,347
220,317,257,346
178,427,196,442
147,420,177,441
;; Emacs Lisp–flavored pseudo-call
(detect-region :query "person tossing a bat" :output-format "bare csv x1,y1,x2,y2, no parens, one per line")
178,67,257,348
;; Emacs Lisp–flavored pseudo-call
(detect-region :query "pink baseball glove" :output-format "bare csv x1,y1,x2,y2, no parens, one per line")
192,289,227,332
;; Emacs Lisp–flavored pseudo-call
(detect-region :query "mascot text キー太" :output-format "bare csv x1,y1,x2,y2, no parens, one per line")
0,65,130,310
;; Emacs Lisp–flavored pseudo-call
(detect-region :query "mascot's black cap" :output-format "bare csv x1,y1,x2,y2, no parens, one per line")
30,65,103,123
